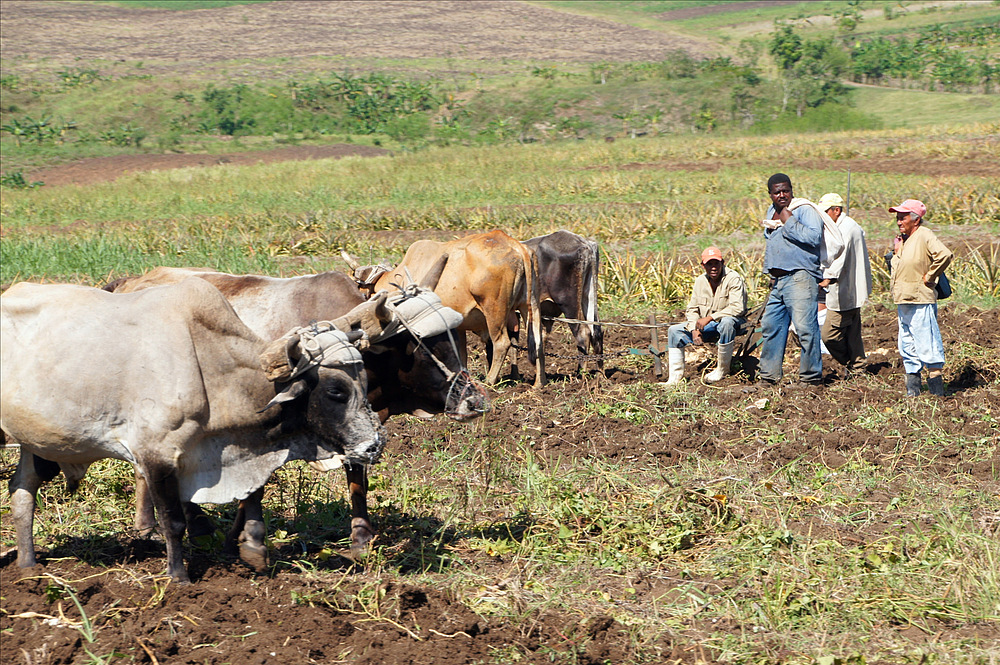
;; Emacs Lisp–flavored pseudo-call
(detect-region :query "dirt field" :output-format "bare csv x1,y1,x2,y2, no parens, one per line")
0,0,713,79
2,300,998,664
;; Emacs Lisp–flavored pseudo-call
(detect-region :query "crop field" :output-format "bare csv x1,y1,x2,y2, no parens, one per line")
2,2,1000,665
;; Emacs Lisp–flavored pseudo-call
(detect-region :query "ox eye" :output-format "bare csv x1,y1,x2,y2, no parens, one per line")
325,382,350,403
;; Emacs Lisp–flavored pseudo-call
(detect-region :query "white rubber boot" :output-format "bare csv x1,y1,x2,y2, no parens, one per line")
705,341,734,384
665,348,685,385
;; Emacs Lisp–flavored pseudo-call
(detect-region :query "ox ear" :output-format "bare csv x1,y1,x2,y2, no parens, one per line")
259,379,309,412
341,250,361,272
260,333,301,382
419,253,448,290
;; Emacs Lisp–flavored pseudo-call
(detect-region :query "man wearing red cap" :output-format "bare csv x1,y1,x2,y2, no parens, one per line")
665,246,748,385
888,199,952,396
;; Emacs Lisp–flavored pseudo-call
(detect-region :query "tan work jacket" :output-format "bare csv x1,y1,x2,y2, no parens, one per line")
685,269,748,331
890,225,953,304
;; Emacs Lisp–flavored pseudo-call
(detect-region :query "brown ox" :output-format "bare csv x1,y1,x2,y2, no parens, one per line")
523,230,604,372
347,230,546,388
105,266,484,566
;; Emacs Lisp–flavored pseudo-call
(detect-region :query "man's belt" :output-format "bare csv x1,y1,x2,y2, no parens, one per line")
769,268,794,277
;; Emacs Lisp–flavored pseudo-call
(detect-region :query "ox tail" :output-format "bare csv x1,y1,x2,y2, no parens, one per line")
525,247,546,387
586,240,604,358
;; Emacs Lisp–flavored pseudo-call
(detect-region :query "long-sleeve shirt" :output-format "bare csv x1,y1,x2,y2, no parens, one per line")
684,268,748,330
764,201,823,280
826,214,872,312
890,225,953,304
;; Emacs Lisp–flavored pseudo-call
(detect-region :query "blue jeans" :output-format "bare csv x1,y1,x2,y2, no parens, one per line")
668,317,743,349
759,270,822,383
897,303,944,374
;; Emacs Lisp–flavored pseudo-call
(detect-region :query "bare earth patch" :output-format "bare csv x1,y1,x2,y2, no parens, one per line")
1,0,713,79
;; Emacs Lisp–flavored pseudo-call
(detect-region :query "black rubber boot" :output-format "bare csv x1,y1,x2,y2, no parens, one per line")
927,374,945,396
905,372,922,396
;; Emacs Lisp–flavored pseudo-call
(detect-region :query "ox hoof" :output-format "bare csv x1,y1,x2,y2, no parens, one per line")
350,518,376,560
187,514,216,540
239,541,268,572
135,527,163,542
349,542,372,561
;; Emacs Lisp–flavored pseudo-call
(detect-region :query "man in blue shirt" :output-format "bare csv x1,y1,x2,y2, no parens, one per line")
759,173,825,386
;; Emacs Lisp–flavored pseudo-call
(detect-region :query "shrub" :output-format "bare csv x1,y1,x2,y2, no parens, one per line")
56,67,106,87
0,171,43,189
1,115,77,145
99,123,147,147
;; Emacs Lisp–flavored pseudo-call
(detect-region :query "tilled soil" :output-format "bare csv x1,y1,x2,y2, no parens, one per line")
2,303,998,665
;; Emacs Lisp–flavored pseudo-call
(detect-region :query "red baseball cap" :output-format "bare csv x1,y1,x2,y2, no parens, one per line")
889,199,927,218
701,246,724,264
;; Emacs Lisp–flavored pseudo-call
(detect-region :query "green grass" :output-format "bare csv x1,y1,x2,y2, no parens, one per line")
3,126,998,312
848,84,1000,128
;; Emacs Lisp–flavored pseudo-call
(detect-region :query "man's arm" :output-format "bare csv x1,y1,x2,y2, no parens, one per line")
923,233,953,285
781,206,823,249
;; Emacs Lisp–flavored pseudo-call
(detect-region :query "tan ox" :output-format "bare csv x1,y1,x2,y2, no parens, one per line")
348,230,545,388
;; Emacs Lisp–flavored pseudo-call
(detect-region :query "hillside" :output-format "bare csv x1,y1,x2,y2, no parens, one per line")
0,0,715,76
1,0,998,176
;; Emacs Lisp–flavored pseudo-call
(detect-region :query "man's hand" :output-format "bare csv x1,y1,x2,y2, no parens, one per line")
923,273,936,289
695,315,713,331
777,207,793,224
818,279,831,289
692,329,704,345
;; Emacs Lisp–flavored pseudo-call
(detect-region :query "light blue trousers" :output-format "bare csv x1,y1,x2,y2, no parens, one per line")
897,303,944,374
667,317,743,349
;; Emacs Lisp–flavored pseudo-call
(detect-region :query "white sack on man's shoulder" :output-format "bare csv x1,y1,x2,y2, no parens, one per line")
787,197,845,280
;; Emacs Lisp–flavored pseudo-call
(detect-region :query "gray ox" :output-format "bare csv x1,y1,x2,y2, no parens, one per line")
346,229,546,388
523,230,604,372
1,278,384,582
105,265,485,566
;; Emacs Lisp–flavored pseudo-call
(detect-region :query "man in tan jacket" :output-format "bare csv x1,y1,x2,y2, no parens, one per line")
665,246,748,385
888,199,953,396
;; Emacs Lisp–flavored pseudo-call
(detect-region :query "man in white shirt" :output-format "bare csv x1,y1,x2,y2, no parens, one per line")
818,193,872,377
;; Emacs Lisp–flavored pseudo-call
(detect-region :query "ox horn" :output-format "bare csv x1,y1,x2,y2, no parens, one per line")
419,253,449,290
340,250,360,272
331,291,390,337
372,290,391,323
260,333,301,382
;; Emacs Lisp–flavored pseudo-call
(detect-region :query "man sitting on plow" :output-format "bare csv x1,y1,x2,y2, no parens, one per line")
664,246,748,385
